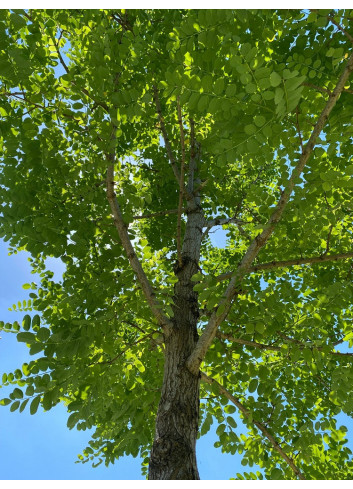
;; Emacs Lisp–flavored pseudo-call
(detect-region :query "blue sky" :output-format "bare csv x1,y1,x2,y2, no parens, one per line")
0,235,256,480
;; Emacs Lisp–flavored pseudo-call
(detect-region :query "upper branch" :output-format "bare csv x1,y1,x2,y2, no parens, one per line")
216,331,281,351
200,372,306,480
50,29,109,113
187,118,199,200
327,13,353,43
202,216,247,240
218,330,353,358
153,85,192,198
216,251,353,281
133,208,186,220
176,97,186,267
186,51,353,375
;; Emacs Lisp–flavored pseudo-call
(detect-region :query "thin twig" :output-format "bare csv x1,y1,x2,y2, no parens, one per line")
302,82,332,96
295,106,304,153
325,224,334,254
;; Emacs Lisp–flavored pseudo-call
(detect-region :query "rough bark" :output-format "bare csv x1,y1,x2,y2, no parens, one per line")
148,294,201,479
148,147,204,479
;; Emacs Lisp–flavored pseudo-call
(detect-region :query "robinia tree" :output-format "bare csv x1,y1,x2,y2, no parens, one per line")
2,8,353,480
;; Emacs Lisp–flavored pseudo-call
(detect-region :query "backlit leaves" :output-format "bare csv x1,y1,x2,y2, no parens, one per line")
1,7,353,481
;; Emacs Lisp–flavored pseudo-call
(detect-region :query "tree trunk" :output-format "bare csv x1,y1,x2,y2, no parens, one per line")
148,207,204,479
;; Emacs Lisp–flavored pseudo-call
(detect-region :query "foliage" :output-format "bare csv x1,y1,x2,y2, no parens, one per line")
1,8,353,479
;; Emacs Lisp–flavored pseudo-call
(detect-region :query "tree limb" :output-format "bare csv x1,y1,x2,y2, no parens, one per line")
200,372,306,480
187,118,198,199
186,51,353,375
50,30,109,112
215,251,353,282
133,208,186,220
202,216,247,240
106,154,173,336
177,97,186,267
216,331,281,351
219,331,353,358
327,13,353,44
153,85,192,201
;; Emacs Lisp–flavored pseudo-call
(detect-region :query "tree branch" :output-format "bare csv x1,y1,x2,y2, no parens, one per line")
202,216,247,240
216,331,281,351
277,332,353,357
295,106,304,153
50,30,109,112
153,85,193,201
50,30,69,73
216,251,353,282
186,51,353,375
177,97,186,267
106,151,173,336
303,82,353,96
133,208,186,220
218,330,353,358
327,13,353,44
200,372,306,480
187,118,197,198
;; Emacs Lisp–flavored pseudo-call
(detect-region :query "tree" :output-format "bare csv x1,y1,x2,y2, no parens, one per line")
1,8,353,480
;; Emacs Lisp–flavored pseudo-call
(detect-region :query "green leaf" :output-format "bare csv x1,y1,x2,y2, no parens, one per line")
30,396,41,415
214,78,224,95
246,323,255,334
32,315,40,329
22,315,31,331
191,272,203,282
10,400,20,412
255,323,265,334
248,379,258,393
254,116,266,127
216,423,226,436
0,398,11,406
19,398,29,413
12,388,23,399
227,416,237,428
17,332,36,344
270,72,281,87
271,468,283,479
25,385,34,396
245,124,256,135
37,327,50,342
67,412,81,430
224,405,236,414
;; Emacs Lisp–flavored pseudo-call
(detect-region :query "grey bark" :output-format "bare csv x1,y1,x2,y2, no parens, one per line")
148,144,204,480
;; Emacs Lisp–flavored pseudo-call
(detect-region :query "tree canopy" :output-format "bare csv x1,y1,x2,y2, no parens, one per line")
1,8,353,480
